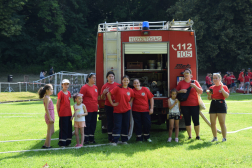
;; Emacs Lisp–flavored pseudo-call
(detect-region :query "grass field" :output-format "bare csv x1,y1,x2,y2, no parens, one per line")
0,92,252,167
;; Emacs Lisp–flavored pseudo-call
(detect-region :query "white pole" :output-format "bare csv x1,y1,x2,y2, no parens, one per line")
54,73,57,95
19,83,21,92
26,82,27,92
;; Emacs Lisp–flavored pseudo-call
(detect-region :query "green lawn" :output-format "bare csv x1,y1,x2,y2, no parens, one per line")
0,93,252,167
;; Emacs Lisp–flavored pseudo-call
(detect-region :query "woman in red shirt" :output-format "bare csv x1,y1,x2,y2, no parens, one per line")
107,75,134,146
176,68,203,140
79,73,98,144
207,73,229,142
100,71,119,142
132,79,154,142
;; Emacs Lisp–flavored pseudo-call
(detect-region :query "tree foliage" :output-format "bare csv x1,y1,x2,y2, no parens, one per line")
168,0,252,72
0,0,251,73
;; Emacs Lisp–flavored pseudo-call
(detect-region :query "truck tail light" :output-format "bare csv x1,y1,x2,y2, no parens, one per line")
190,32,194,36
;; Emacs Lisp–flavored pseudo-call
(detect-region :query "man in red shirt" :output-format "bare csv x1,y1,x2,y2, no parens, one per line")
248,68,252,79
244,72,251,94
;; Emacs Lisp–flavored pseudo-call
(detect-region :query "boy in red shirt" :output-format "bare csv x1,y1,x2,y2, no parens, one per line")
248,68,252,79
56,79,72,147
205,73,212,90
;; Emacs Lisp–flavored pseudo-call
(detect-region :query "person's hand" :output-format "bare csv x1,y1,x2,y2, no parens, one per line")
149,109,153,115
49,118,54,123
103,87,109,95
175,99,178,104
180,89,187,93
77,114,81,118
112,102,119,106
190,83,196,88
70,116,73,121
220,82,223,90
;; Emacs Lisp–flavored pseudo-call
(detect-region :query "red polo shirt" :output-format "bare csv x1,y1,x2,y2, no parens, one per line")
100,82,119,106
176,80,202,106
80,84,98,112
208,85,229,100
110,86,134,113
132,87,154,112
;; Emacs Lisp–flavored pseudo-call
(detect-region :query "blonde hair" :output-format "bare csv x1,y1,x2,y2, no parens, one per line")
213,73,222,80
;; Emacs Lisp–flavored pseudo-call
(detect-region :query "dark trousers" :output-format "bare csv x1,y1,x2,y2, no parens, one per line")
112,110,130,143
105,105,114,141
132,111,151,141
58,116,72,146
181,106,200,126
84,112,97,142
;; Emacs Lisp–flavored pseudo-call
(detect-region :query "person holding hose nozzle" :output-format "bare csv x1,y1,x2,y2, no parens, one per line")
207,73,229,142
176,68,203,140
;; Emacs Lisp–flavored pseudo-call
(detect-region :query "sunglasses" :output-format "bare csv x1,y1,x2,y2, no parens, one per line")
88,73,96,78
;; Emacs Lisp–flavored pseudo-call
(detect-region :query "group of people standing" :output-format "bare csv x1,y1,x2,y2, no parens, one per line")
206,68,252,94
38,68,230,148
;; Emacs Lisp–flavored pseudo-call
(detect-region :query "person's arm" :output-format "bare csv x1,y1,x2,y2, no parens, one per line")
191,81,203,94
44,97,53,123
71,105,75,121
107,92,119,106
149,97,154,115
83,104,88,116
168,99,178,110
56,98,61,117
221,84,229,98
101,87,109,100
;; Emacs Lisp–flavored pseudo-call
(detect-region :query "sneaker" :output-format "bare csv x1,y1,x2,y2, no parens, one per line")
167,137,172,142
78,144,83,147
42,145,52,149
175,138,179,143
110,142,117,146
121,142,128,145
146,138,152,142
196,136,201,140
211,137,218,142
188,137,192,140
75,144,79,147
222,138,227,142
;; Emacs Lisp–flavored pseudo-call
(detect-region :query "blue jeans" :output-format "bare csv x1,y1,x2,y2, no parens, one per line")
112,110,130,143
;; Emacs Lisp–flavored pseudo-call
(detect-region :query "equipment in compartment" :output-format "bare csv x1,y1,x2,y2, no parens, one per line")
127,62,143,69
148,60,156,69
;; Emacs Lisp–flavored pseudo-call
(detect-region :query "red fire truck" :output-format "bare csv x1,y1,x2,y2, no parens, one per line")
95,20,197,132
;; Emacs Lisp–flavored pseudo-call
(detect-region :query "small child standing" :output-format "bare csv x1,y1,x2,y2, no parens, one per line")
38,84,55,148
56,79,72,147
71,93,88,147
167,89,180,143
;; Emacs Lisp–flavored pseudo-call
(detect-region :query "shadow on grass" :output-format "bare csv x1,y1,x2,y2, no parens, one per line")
0,120,194,160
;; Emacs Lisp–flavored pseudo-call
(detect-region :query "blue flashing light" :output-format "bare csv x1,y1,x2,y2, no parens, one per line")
142,21,149,30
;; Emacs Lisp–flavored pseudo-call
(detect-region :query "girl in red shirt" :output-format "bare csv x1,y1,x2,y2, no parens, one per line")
207,73,229,142
79,73,98,144
107,75,134,146
176,68,203,140
56,79,72,147
100,71,119,142
132,79,154,142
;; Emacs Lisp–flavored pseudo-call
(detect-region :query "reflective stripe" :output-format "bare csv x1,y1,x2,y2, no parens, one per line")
84,135,89,137
66,138,72,140
59,139,66,142
112,134,120,136
121,134,128,136
89,135,94,136
137,135,142,137
143,134,149,136
107,132,112,134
